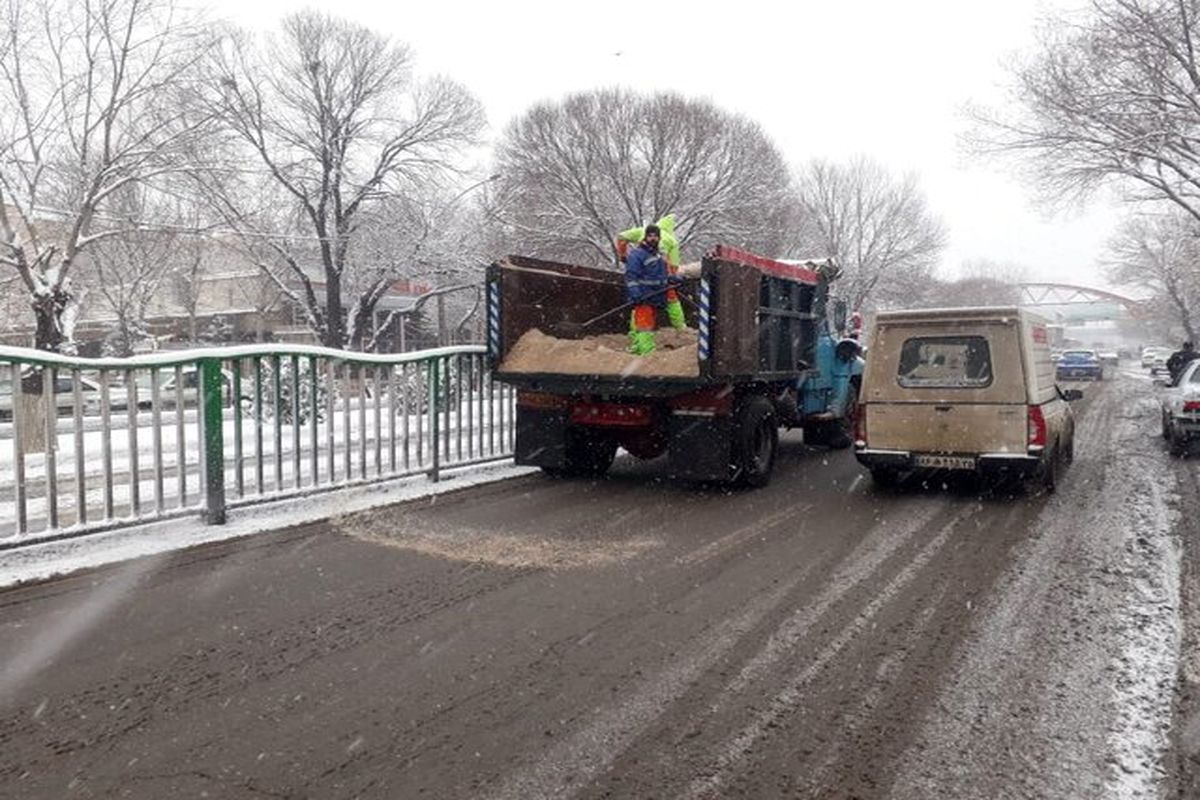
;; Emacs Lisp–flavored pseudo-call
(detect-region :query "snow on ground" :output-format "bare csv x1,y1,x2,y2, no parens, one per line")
1106,473,1181,799
0,461,537,589
890,374,1183,800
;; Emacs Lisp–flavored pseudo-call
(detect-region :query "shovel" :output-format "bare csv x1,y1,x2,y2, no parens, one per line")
552,286,672,338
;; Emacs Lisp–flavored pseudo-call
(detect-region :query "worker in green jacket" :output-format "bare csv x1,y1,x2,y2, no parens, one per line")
617,214,687,331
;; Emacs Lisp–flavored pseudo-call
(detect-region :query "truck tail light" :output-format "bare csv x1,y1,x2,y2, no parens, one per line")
854,403,867,446
1184,401,1200,413
1028,404,1047,449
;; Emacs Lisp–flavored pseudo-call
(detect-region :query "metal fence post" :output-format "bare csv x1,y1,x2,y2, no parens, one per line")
428,358,440,482
201,357,227,524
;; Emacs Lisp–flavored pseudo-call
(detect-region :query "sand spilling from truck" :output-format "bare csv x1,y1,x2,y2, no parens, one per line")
501,328,700,378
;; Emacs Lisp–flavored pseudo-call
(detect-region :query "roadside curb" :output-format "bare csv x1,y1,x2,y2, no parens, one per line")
0,462,538,589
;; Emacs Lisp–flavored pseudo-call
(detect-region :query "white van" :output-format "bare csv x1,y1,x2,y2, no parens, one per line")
854,307,1081,490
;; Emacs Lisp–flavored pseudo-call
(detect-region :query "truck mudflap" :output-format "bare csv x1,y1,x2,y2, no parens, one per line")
667,412,736,482
515,406,571,470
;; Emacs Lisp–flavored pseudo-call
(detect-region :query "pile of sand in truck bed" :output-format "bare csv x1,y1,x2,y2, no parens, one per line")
501,328,699,378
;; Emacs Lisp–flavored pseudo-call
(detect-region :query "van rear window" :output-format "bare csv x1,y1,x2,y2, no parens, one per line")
897,336,993,388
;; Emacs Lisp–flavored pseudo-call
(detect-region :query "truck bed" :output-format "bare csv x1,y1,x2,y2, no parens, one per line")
502,329,699,376
487,249,828,396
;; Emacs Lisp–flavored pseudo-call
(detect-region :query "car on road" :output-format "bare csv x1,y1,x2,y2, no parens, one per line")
855,307,1081,491
138,367,239,409
1150,351,1171,375
1056,349,1104,381
0,371,131,421
1099,351,1120,369
1160,359,1200,455
1143,346,1172,371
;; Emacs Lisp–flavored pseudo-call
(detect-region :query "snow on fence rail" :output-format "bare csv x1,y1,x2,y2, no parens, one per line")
0,344,516,549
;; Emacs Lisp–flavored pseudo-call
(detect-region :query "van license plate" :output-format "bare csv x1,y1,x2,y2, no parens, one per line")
914,455,976,470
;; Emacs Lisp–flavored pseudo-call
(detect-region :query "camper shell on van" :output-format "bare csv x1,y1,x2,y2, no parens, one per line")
854,307,1081,489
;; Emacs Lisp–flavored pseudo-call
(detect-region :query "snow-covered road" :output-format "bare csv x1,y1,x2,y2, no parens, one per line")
0,371,1194,799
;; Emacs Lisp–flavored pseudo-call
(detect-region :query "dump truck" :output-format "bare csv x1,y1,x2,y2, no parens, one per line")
486,245,863,486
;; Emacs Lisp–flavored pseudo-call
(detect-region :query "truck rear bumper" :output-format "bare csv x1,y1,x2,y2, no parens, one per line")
514,403,739,482
855,448,1041,477
515,408,572,469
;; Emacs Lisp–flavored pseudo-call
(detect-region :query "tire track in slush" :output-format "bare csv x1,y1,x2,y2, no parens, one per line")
724,499,954,695
800,581,950,793
883,375,1181,800
483,498,953,800
680,506,974,800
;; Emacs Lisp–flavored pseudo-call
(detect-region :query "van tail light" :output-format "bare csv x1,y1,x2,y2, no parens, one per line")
1027,404,1047,449
854,403,868,447
1184,401,1200,413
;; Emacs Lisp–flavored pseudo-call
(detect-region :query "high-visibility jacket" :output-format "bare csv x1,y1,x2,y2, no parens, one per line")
624,242,669,306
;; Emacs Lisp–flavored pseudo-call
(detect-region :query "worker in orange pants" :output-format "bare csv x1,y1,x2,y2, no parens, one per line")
618,214,686,330
624,224,679,355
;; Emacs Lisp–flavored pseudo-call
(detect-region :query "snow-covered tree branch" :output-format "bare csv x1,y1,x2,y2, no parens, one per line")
197,11,485,350
793,157,946,311
485,89,797,267
0,0,215,352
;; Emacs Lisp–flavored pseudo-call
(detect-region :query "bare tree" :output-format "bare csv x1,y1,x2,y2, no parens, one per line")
973,0,1200,220
198,12,484,350
793,157,947,311
167,227,213,343
486,89,796,266
348,189,492,351
914,260,1026,308
1106,211,1199,339
0,0,212,352
91,237,173,355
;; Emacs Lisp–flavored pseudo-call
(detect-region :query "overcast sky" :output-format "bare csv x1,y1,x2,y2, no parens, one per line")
208,0,1121,289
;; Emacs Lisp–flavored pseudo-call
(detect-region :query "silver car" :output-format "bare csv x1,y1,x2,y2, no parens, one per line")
1160,359,1200,455
0,371,131,421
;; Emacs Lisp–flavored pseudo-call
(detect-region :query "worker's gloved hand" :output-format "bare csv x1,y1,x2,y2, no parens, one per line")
667,274,684,287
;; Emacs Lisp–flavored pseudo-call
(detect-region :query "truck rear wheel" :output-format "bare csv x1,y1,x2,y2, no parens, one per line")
734,396,777,488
